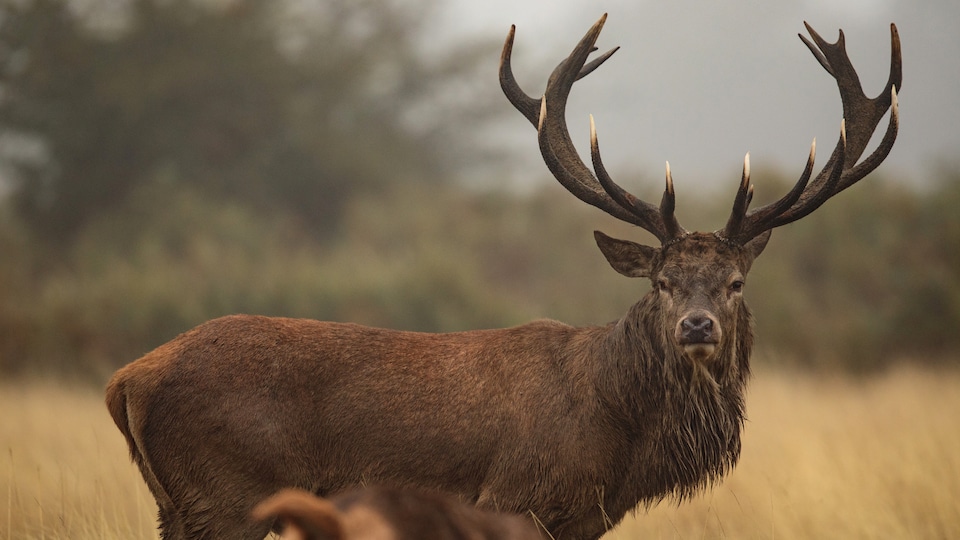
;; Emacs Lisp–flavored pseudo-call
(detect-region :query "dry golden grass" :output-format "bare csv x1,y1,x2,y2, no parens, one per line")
606,366,960,540
2,366,958,539
1,379,158,540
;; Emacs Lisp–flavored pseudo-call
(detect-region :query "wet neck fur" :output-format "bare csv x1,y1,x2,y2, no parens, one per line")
599,292,753,506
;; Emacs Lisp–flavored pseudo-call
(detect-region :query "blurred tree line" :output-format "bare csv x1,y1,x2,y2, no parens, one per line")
0,0,497,243
0,0,957,381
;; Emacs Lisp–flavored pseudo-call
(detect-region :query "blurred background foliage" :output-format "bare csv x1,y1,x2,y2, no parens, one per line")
0,0,957,382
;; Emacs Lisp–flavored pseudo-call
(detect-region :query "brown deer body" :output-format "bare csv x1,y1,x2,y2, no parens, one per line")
105,14,900,540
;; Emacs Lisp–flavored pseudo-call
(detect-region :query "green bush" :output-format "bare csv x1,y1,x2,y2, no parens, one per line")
1,168,958,380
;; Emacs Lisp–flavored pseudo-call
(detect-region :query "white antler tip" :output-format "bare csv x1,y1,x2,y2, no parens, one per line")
589,114,599,147
537,97,547,131
743,153,751,179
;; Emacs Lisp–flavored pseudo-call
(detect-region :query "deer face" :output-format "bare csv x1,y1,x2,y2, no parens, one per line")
595,230,770,363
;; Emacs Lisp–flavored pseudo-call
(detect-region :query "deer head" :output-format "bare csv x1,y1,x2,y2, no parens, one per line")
500,14,900,365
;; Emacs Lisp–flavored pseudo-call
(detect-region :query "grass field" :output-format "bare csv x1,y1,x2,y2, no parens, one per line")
2,365,958,539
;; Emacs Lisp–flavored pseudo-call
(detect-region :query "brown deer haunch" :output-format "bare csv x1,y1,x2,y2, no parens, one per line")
106,14,900,540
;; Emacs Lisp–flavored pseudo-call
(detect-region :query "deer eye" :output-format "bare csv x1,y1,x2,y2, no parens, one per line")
729,279,745,293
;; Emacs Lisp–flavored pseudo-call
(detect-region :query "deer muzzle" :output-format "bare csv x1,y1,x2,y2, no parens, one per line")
676,310,721,362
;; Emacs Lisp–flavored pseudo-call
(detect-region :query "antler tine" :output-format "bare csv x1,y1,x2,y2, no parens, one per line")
502,13,685,244
536,100,661,229
577,46,620,82
590,116,683,242
660,162,682,240
722,154,753,237
839,85,899,190
721,23,900,244
499,24,541,127
729,139,816,240
765,121,847,229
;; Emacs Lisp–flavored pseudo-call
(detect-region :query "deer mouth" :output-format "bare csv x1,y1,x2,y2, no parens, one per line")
681,342,717,362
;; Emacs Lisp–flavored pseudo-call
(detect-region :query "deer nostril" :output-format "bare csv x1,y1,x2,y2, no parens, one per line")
682,316,711,332
680,315,714,342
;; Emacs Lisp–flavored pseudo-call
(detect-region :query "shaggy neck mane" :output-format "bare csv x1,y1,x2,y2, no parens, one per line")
596,291,753,509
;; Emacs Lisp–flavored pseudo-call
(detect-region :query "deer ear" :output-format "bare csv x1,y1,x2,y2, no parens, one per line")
594,230,658,278
741,230,771,273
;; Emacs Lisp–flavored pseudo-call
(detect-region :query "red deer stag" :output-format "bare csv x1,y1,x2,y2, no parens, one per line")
251,486,543,540
105,14,900,540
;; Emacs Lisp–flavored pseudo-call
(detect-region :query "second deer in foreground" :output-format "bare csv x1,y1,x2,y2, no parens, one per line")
105,13,901,540
252,486,542,540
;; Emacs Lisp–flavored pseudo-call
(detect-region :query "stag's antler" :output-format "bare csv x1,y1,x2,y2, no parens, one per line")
500,14,685,244
720,23,901,245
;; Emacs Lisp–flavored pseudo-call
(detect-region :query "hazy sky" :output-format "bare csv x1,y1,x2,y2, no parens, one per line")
432,0,959,193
